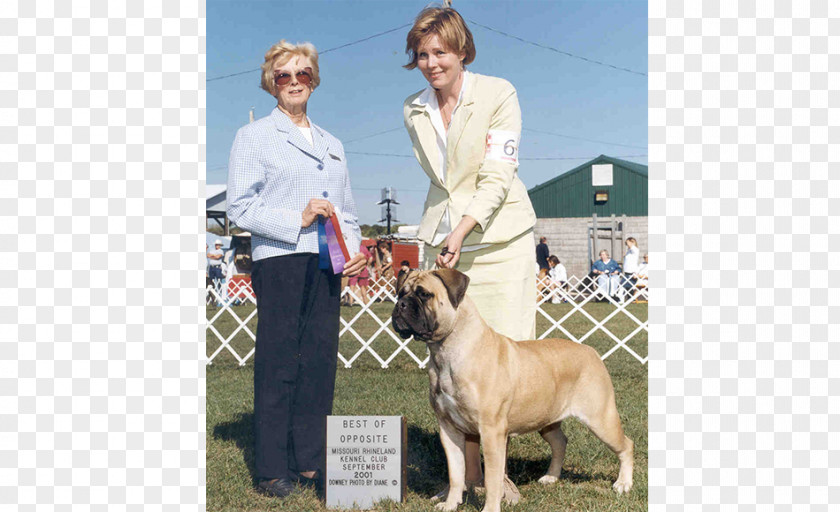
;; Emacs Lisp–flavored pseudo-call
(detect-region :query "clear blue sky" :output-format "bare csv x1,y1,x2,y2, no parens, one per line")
207,0,647,226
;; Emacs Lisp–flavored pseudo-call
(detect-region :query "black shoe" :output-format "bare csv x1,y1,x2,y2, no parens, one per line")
291,470,324,497
257,478,296,498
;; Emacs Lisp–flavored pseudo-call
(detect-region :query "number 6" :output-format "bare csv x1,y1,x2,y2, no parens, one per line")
504,139,516,156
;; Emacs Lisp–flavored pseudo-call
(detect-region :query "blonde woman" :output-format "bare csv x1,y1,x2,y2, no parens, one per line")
227,40,366,499
622,237,640,301
402,6,538,505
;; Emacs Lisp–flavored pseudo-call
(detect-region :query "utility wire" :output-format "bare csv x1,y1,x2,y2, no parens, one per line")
523,128,647,150
354,187,428,192
344,125,644,151
207,23,411,82
346,150,646,160
465,18,646,77
209,152,646,170
320,23,411,54
522,154,647,161
346,151,415,158
342,127,405,144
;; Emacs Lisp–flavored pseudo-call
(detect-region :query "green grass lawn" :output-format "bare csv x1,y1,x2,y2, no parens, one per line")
207,301,647,511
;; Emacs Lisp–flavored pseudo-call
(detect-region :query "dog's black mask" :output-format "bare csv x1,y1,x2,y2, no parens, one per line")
391,285,437,342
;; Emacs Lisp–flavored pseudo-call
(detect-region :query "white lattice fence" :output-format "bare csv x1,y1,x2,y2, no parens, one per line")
205,274,648,366
536,274,649,365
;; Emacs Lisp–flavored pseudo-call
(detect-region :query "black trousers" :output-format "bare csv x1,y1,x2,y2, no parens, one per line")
251,253,341,480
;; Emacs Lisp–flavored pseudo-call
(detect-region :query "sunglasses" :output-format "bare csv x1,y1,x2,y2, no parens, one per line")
273,67,312,87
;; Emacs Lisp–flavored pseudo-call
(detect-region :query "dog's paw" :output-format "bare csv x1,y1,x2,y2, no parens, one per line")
538,475,558,485
435,500,461,511
612,479,632,494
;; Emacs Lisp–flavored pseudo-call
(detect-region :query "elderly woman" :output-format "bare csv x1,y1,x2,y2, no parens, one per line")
592,249,621,300
227,40,366,499
402,6,538,505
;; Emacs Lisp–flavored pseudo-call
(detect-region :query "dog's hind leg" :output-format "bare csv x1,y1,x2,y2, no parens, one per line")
435,419,467,511
537,421,567,484
581,399,634,494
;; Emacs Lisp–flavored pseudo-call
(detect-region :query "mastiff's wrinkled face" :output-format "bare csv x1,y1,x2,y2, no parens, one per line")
391,269,470,343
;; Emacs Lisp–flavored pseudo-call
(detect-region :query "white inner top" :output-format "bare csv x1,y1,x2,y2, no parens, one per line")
298,125,313,146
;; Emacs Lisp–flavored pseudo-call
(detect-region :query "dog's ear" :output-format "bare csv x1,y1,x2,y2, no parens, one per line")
396,268,412,293
432,268,470,309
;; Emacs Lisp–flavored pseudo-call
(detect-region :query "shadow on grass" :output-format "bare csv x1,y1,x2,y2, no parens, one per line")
405,424,602,499
213,414,604,498
213,412,257,484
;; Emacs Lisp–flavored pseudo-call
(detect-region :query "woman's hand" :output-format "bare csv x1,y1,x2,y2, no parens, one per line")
301,199,335,228
343,253,367,277
436,232,463,269
436,215,478,269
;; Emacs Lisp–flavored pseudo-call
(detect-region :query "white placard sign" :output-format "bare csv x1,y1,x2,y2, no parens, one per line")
326,416,406,509
592,163,614,186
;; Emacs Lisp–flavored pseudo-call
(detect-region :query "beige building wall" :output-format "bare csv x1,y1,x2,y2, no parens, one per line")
534,216,649,279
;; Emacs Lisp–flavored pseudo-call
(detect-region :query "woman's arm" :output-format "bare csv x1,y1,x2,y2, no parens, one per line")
226,127,304,243
462,83,522,232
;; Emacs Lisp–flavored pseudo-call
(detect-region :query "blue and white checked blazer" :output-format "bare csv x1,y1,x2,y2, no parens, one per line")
226,108,362,262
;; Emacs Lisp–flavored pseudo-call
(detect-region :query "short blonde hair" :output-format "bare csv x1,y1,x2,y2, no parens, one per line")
626,237,637,246
404,7,475,70
260,40,321,97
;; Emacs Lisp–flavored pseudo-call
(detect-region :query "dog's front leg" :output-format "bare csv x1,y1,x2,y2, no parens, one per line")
478,425,507,512
436,419,466,511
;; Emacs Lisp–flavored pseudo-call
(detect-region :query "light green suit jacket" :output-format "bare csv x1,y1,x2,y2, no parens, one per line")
403,72,536,247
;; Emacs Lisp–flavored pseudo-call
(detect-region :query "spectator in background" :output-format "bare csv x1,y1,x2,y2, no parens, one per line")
592,249,621,301
207,239,225,283
621,237,640,302
375,240,393,280
347,244,374,306
536,236,550,272
397,259,411,282
547,255,567,304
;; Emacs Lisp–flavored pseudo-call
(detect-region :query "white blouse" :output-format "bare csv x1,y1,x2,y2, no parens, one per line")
623,246,640,274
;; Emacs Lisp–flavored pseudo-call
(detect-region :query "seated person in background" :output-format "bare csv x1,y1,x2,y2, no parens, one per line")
536,265,549,300
547,255,568,304
591,249,621,301
634,253,648,290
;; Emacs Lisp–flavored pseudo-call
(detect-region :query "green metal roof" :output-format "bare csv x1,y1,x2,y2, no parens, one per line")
528,155,647,195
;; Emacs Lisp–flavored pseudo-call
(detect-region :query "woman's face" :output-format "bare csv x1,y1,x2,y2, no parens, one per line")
600,252,609,262
416,34,464,91
273,55,313,111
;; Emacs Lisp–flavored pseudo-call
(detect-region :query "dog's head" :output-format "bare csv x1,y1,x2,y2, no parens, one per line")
390,269,470,343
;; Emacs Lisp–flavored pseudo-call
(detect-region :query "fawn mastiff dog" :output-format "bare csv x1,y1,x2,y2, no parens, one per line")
391,269,633,512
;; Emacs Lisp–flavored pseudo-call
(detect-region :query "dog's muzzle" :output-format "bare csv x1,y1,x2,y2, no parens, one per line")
392,295,432,340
